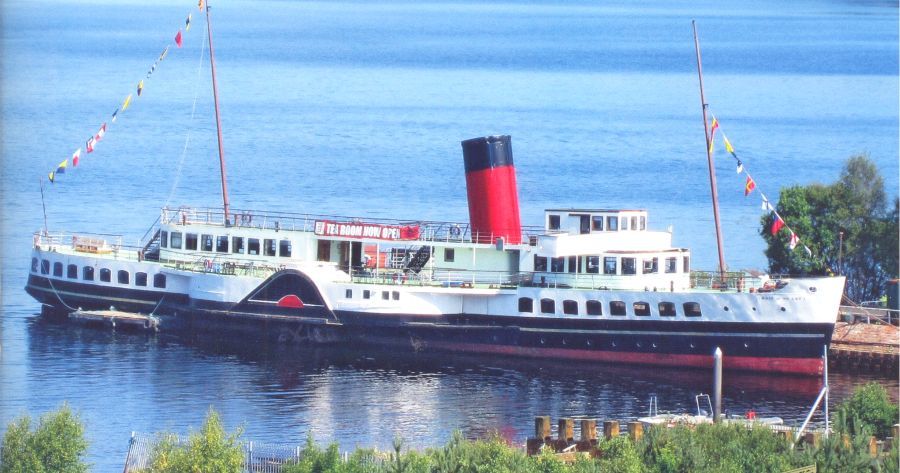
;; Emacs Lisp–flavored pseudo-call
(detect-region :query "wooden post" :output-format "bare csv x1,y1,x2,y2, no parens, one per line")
558,418,574,442
777,430,791,444
868,436,878,457
893,424,899,439
535,416,551,440
804,432,820,448
603,420,619,440
628,422,643,441
580,419,597,442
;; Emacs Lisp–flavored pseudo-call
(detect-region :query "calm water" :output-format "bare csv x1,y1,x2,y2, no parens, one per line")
1,0,898,471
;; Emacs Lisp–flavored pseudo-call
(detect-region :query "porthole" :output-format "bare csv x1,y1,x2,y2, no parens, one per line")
723,306,729,312
752,307,757,312
809,286,817,293
780,307,786,312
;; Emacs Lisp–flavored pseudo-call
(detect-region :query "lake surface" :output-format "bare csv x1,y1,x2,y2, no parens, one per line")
1,0,897,471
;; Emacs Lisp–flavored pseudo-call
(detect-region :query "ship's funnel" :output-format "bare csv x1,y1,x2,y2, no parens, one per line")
461,135,522,244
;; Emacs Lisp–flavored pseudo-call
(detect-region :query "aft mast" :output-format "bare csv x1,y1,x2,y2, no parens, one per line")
205,1,231,225
692,20,727,278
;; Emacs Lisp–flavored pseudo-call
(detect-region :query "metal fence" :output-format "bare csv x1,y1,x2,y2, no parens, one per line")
122,432,309,473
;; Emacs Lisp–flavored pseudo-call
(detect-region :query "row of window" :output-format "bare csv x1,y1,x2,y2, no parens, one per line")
345,289,401,301
548,214,646,232
518,297,702,317
535,255,689,275
161,230,292,257
34,259,166,288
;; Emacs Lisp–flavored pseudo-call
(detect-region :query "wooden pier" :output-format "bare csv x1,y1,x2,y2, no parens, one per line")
829,321,898,374
69,310,160,332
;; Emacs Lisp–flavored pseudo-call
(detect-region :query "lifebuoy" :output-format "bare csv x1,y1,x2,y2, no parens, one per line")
205,259,213,271
241,212,252,225
450,225,461,237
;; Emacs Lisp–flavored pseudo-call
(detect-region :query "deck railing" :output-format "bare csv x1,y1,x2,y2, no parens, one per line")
160,206,544,245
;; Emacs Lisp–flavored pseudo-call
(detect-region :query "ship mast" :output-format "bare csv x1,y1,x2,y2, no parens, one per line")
205,1,231,225
692,20,727,278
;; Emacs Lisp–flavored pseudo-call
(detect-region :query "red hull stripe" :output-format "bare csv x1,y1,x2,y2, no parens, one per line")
427,341,824,376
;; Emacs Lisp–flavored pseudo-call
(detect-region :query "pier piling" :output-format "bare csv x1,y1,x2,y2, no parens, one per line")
628,421,643,441
603,421,619,440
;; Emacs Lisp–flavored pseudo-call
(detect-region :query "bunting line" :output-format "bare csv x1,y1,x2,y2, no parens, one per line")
45,4,199,185
708,112,815,258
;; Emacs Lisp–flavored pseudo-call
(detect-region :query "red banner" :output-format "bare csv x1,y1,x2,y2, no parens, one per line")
314,220,420,241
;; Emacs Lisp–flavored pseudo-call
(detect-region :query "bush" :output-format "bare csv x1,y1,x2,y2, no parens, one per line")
837,382,898,439
147,408,244,473
0,403,88,473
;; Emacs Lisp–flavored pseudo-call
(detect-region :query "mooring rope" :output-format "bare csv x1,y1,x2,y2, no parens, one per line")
46,277,79,312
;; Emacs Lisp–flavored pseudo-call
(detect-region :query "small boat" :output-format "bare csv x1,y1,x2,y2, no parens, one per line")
638,394,784,428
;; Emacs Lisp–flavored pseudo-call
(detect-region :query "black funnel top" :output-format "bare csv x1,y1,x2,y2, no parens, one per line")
461,135,514,173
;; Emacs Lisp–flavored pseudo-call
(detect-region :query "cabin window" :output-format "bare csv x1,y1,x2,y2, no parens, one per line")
586,256,599,274
534,256,548,272
185,233,198,251
610,301,626,316
540,298,555,314
392,291,400,301
363,290,371,299
550,257,565,273
548,214,560,230
67,264,78,279
83,266,94,281
53,262,63,277
264,239,276,257
603,257,617,275
382,291,389,300
136,272,148,287
160,230,168,248
640,216,646,230
444,248,455,262
659,302,676,317
100,268,111,282
232,237,245,254
665,257,677,273
622,258,636,275
620,217,628,230
592,216,604,231
518,297,533,313
170,232,183,249
643,258,658,274
40,259,50,275
579,215,590,234
153,274,166,288
567,256,577,273
248,238,260,255
683,256,690,273
216,236,229,253
586,300,602,316
201,234,214,251
31,258,39,272
684,302,702,317
607,216,618,231
633,301,651,316
345,289,352,298
279,240,292,257
117,270,129,284
563,300,578,315
631,216,638,231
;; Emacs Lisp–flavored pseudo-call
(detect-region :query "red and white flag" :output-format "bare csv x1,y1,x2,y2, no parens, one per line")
770,215,785,235
72,148,81,167
96,123,107,141
789,231,799,250
175,29,183,48
86,136,95,153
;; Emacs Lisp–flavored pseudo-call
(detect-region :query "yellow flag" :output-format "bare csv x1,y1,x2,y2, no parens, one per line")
122,94,133,111
198,0,205,11
48,171,55,183
724,136,734,154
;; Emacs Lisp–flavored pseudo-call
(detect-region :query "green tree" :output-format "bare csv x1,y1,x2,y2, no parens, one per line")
148,408,244,473
761,155,899,301
836,383,899,439
0,403,89,473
